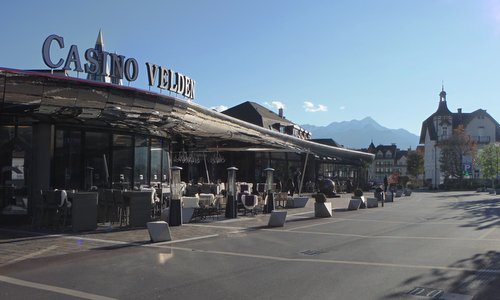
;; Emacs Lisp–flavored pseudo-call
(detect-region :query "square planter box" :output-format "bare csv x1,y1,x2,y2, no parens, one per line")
286,197,309,208
268,210,287,227
348,199,361,210
314,202,332,218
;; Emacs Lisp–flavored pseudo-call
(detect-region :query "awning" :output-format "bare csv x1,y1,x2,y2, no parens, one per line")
0,68,374,165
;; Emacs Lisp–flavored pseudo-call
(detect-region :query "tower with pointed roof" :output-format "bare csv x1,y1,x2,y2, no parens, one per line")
87,30,111,84
419,87,500,188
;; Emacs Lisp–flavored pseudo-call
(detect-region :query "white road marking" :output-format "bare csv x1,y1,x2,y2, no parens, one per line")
283,219,343,231
264,228,500,243
479,227,496,240
145,234,219,246
0,275,117,300
164,245,500,275
2,245,58,267
183,223,245,230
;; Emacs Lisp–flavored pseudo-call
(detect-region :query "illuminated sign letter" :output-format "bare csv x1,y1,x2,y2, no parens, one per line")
124,58,138,81
146,62,159,87
176,74,185,95
158,66,169,89
110,53,125,80
63,45,83,72
84,48,99,74
42,34,65,68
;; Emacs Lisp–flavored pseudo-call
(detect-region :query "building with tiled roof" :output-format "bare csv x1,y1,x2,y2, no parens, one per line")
365,142,408,184
222,101,311,139
419,87,500,188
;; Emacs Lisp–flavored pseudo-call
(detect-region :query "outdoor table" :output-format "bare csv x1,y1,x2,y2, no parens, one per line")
123,191,152,228
69,191,98,232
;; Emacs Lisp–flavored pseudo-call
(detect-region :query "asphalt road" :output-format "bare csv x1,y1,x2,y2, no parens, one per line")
2,191,500,300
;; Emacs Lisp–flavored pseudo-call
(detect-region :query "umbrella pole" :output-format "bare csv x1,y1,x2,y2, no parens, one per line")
298,150,309,196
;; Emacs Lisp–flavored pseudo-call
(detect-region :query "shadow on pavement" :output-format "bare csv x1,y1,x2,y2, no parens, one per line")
383,250,500,299
442,197,500,230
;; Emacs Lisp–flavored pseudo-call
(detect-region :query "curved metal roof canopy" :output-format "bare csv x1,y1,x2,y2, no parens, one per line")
0,68,373,165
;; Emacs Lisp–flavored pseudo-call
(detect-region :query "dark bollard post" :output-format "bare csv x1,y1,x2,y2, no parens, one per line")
225,167,238,219
169,166,183,226
264,167,275,213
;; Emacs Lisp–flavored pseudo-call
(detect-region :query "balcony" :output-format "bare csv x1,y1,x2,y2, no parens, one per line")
474,136,491,144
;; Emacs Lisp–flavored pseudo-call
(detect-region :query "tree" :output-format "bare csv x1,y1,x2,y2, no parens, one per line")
407,150,424,181
439,125,477,183
477,144,500,188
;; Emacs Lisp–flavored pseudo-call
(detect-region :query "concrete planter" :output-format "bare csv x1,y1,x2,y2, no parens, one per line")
352,196,366,208
147,221,172,242
348,199,361,210
366,198,378,208
314,202,332,218
268,210,287,227
286,197,309,208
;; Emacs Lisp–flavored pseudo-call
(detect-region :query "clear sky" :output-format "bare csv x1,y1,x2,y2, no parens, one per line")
2,0,500,135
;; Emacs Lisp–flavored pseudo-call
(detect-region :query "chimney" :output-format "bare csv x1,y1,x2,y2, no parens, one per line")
278,107,284,118
458,108,462,114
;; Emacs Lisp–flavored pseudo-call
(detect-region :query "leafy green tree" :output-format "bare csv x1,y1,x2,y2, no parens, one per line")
406,150,424,181
439,125,477,183
477,144,500,188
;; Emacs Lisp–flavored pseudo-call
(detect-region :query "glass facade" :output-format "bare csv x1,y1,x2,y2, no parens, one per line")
0,124,32,216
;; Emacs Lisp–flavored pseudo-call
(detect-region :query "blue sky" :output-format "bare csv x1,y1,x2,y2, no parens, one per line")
2,0,500,135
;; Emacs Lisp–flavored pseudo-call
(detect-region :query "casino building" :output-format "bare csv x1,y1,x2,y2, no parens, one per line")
0,32,373,223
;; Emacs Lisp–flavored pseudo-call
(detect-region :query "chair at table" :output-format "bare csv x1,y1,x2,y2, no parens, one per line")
242,194,257,216
33,190,67,229
275,192,288,208
113,190,129,227
182,195,200,222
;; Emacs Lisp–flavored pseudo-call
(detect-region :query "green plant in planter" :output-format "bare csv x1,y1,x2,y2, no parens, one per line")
313,193,327,203
353,188,363,197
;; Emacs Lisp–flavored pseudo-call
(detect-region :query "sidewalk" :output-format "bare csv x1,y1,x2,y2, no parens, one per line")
0,194,352,268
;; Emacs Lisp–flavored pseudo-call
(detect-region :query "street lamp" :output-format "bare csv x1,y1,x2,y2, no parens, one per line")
264,167,275,213
225,167,238,219
169,166,183,226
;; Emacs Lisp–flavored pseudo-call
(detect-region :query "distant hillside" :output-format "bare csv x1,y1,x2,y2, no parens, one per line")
302,117,419,149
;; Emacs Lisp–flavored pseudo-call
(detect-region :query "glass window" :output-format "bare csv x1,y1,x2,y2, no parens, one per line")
84,132,110,189
150,138,162,186
54,129,82,189
134,136,149,188
162,141,169,183
112,134,133,189
0,125,32,216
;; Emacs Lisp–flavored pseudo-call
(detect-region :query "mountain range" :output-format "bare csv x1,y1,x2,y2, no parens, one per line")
302,117,419,150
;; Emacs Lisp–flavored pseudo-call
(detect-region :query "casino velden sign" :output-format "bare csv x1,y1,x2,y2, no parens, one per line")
42,34,195,100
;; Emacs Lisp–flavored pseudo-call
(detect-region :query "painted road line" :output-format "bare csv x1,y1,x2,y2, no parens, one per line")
283,219,344,231
0,275,117,300
146,234,219,246
183,223,245,230
164,245,500,275
333,217,469,226
479,227,496,240
266,229,500,243
2,245,58,267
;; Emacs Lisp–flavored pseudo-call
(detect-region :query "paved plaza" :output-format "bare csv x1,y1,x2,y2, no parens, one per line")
2,191,500,299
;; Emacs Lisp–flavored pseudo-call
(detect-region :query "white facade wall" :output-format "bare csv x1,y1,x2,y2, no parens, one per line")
424,114,497,186
424,128,441,188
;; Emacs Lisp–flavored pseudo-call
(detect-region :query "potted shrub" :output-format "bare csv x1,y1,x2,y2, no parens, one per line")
352,188,366,208
353,188,363,198
312,192,327,203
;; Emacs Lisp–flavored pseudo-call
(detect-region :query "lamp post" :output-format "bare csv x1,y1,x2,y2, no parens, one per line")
264,167,275,213
169,166,183,226
225,167,238,219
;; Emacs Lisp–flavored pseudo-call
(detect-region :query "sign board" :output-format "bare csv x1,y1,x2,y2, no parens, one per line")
41,34,195,100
